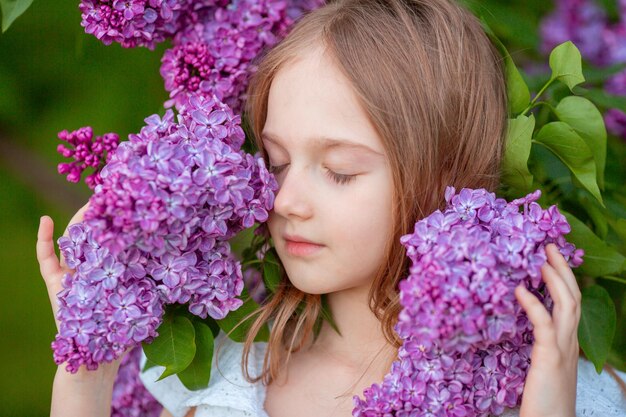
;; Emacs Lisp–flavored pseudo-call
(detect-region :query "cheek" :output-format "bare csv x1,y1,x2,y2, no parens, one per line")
330,175,394,271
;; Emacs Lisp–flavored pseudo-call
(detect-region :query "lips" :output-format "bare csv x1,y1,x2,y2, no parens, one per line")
283,233,322,245
283,234,324,257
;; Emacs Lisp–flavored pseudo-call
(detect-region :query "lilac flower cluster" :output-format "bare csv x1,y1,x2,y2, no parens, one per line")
352,187,584,417
52,93,278,372
111,347,162,417
53,223,164,371
57,126,120,189
79,0,198,49
540,0,626,140
160,0,324,113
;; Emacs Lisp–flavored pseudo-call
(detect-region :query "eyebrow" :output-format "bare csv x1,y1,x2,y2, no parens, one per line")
261,132,384,156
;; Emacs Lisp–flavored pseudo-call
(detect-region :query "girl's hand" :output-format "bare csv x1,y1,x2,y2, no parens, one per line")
37,203,90,332
37,203,128,379
36,204,125,417
515,243,581,417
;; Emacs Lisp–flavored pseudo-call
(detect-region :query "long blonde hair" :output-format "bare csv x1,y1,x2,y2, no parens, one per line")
235,0,509,386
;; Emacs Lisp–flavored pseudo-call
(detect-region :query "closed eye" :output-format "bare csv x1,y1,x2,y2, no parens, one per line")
325,169,356,185
268,164,357,185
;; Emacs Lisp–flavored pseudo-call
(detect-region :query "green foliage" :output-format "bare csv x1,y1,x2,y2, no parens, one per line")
578,285,617,374
534,122,602,206
142,308,196,381
553,97,606,190
177,321,215,390
561,211,626,278
217,287,270,343
0,0,33,32
481,18,530,114
497,38,626,373
502,114,534,193
549,41,585,92
262,248,281,293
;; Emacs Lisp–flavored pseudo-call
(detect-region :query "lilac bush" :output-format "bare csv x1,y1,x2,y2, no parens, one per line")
52,93,278,373
352,187,584,417
57,126,120,189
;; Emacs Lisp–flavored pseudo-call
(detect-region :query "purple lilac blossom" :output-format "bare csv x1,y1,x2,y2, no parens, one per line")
539,0,609,65
160,0,324,113
111,346,162,417
79,0,203,49
83,93,274,256
352,187,584,417
52,93,278,373
57,127,119,189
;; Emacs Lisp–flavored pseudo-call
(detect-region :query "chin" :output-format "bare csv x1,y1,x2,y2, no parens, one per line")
285,275,329,295
285,271,357,295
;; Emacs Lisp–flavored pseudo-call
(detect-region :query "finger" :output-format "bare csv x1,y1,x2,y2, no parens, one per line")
515,285,557,347
546,243,581,306
539,265,579,348
36,216,63,284
36,216,64,329
540,260,576,313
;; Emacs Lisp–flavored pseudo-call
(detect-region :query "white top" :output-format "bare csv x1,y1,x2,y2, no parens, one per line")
139,332,626,417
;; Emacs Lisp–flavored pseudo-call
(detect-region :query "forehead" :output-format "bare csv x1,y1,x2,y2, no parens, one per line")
262,46,385,155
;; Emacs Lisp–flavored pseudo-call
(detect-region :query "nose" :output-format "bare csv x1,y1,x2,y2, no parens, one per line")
271,165,314,221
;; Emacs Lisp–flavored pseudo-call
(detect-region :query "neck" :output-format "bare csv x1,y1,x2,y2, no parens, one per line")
307,283,397,375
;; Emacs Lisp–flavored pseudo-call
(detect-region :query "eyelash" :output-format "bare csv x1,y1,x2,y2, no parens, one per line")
268,164,357,185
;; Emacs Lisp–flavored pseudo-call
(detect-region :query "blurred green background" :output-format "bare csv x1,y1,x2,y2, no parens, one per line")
0,1,168,415
0,0,624,416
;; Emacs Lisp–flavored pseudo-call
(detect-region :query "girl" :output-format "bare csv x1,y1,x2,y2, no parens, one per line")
37,0,626,416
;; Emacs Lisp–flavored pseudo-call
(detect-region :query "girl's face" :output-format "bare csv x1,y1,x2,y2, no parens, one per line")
263,46,394,295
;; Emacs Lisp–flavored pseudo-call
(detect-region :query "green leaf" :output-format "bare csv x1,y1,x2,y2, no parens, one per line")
481,21,530,115
502,114,534,193
534,122,603,206
177,320,214,390
0,0,33,32
549,41,585,91
554,96,606,190
320,293,340,335
262,249,281,293
142,313,196,380
141,356,159,373
561,210,626,277
578,285,616,374
217,288,269,343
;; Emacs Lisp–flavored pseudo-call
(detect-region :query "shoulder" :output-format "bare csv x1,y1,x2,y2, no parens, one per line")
139,331,269,417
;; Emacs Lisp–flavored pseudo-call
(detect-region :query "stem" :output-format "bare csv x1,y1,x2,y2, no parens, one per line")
522,78,554,116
